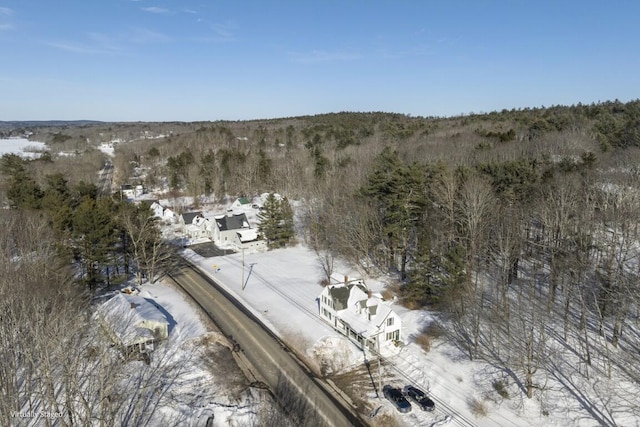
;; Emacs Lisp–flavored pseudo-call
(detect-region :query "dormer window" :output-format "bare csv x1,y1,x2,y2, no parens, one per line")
387,317,394,327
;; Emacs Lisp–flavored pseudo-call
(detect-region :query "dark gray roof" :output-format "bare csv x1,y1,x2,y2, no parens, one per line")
216,213,250,231
182,211,203,225
329,286,350,311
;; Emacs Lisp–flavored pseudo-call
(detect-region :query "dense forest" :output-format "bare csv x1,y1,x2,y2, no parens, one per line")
2,100,640,423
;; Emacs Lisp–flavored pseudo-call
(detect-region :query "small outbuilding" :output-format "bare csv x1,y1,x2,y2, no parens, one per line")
97,293,170,356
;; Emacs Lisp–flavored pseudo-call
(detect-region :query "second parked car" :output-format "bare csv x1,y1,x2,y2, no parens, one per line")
403,385,435,411
383,385,412,413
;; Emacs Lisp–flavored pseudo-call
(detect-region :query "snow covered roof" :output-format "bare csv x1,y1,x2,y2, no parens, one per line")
326,281,368,311
236,229,259,242
338,299,396,339
347,284,369,309
97,293,169,345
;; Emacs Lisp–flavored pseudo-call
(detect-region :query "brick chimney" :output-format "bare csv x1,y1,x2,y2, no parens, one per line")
130,302,136,309
344,275,348,284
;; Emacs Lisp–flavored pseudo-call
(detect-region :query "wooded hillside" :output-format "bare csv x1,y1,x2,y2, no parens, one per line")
2,100,640,420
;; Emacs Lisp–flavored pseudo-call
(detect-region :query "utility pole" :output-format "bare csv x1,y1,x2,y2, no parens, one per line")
378,331,382,396
241,247,245,290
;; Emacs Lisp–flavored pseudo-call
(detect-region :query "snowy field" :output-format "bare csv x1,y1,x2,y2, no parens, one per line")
172,242,639,427
0,138,47,157
180,246,523,426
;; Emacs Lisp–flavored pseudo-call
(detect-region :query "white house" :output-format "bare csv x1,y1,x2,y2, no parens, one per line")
96,293,170,356
212,212,266,252
230,197,252,212
121,184,145,199
150,201,176,222
180,211,211,240
318,275,402,352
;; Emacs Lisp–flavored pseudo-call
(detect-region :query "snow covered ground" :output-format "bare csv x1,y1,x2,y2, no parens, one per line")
123,192,639,426
105,280,275,426
173,242,639,427
178,246,506,426
0,138,47,157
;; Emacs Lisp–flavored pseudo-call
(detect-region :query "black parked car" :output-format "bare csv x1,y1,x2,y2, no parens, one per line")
403,385,435,411
383,385,412,413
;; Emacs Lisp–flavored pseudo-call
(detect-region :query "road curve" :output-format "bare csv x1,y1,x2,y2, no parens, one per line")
168,263,366,427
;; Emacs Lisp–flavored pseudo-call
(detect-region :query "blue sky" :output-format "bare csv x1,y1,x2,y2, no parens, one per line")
1,1,639,121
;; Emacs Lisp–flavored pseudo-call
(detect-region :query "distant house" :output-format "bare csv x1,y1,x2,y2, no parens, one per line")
121,184,144,199
212,212,266,251
318,275,402,351
180,211,210,239
150,201,177,223
96,293,169,356
230,197,252,212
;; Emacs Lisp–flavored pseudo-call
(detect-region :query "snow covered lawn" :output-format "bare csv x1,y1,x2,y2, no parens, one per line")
181,246,502,426
111,280,274,426
178,243,639,427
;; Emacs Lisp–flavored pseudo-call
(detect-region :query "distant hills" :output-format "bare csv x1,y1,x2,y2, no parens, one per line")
0,120,105,128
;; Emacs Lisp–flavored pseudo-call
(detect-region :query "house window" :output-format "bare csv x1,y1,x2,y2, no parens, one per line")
386,330,399,341
387,317,394,327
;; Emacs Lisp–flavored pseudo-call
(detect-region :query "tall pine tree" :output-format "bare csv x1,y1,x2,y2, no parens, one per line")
258,194,294,249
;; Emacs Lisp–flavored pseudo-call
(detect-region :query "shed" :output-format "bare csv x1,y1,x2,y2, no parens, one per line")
97,293,169,355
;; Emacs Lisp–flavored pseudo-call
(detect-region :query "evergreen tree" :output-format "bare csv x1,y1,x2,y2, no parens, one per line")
42,173,73,234
258,194,295,249
256,149,272,182
360,147,427,278
72,197,117,289
6,173,43,209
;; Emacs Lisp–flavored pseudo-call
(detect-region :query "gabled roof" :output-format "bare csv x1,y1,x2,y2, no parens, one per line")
327,282,367,311
181,211,203,225
97,293,168,345
237,197,251,205
321,280,400,339
216,213,250,231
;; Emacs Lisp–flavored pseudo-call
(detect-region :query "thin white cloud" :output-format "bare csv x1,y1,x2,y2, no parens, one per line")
43,27,171,55
141,7,170,14
129,28,171,44
0,23,13,31
378,45,435,60
43,41,108,55
183,9,198,14
0,7,12,16
192,19,238,43
87,32,124,52
211,23,235,40
289,50,363,64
